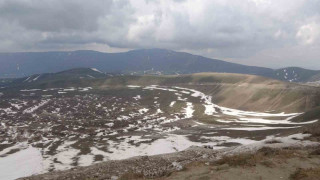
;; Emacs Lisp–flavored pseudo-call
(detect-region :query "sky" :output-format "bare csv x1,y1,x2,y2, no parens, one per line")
0,0,319,69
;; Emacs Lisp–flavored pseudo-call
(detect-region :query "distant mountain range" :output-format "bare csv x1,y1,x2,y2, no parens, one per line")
0,49,319,82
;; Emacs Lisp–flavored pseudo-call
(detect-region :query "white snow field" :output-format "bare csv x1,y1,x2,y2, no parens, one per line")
0,144,43,180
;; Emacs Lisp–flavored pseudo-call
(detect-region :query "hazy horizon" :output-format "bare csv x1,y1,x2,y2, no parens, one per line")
1,48,319,71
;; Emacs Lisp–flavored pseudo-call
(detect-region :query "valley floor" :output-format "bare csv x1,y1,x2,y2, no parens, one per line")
0,81,319,180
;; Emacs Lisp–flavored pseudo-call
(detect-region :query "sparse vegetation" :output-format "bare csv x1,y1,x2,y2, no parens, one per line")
216,153,260,167
1,71,320,180
290,167,320,180
265,139,282,144
215,147,299,167
119,172,144,180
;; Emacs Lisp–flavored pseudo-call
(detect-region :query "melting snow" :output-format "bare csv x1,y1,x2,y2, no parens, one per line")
33,75,41,81
0,144,43,180
23,100,50,114
133,95,141,100
169,101,176,107
91,68,103,73
127,85,141,88
184,102,194,118
223,126,300,131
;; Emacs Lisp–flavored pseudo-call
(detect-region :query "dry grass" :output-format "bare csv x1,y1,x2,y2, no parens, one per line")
290,167,320,180
265,139,282,144
99,73,320,112
303,122,320,142
215,153,260,167
119,172,144,180
215,147,299,167
260,160,276,168
309,147,320,156
308,124,320,138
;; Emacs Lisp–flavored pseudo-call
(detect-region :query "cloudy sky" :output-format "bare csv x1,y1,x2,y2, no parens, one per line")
0,0,319,69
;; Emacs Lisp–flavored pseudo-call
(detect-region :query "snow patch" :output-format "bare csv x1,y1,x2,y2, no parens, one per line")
91,68,103,73
0,145,43,180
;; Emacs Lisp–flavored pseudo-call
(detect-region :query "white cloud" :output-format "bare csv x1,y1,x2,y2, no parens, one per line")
296,23,320,45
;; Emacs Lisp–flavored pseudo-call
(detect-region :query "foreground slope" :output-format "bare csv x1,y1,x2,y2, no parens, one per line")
20,136,320,180
21,105,320,180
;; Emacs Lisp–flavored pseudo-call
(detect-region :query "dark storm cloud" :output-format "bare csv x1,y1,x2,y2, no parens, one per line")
0,0,113,32
0,0,319,69
0,0,134,51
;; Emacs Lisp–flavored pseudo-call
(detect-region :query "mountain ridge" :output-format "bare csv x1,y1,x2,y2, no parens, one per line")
0,49,319,82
